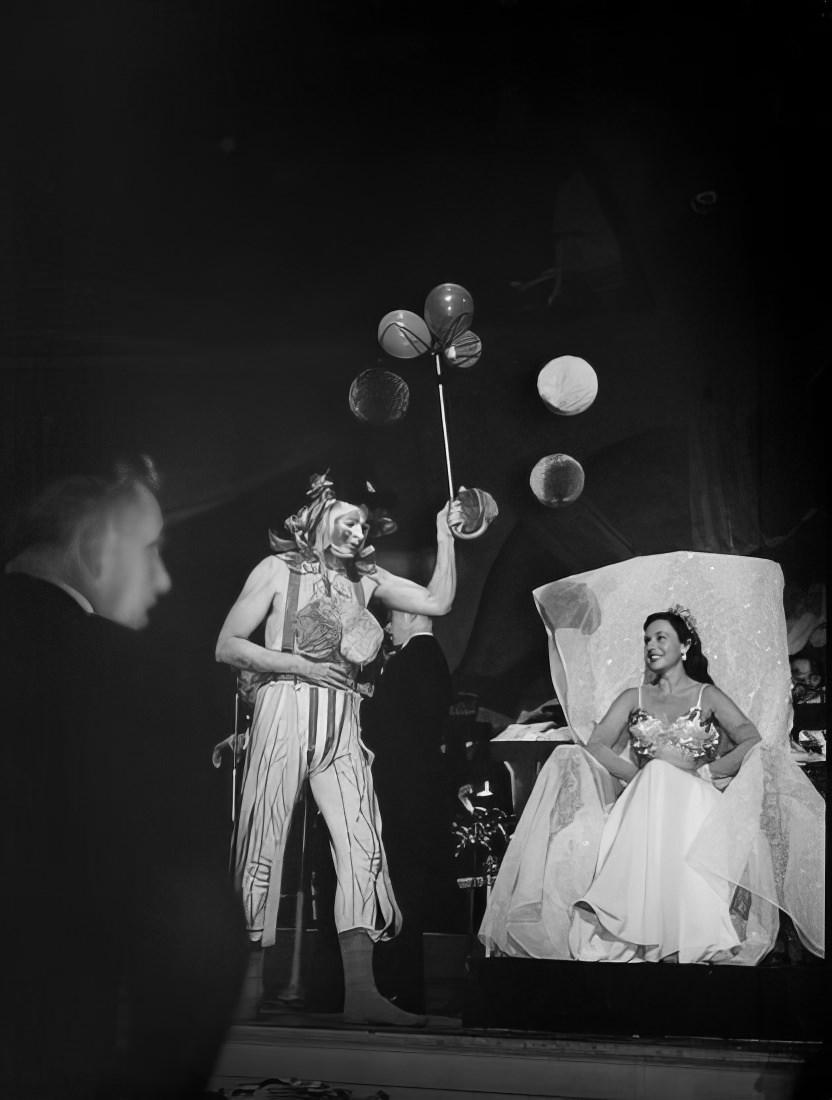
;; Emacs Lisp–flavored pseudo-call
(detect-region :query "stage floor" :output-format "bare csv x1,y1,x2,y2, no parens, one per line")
211,1020,822,1100
214,949,826,1100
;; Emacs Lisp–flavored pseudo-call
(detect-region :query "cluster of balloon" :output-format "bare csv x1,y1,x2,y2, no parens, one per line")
348,368,410,426
367,283,495,539
530,355,597,508
376,284,482,370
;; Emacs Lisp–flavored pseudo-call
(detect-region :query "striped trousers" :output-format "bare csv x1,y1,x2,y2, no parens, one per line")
234,678,400,948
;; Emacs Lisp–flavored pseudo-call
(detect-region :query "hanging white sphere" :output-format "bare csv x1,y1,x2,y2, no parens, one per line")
537,355,598,416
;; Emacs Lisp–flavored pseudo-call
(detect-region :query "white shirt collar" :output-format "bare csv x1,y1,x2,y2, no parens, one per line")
400,631,434,650
50,579,96,615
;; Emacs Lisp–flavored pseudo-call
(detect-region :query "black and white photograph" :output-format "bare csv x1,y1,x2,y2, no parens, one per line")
1,1,827,1097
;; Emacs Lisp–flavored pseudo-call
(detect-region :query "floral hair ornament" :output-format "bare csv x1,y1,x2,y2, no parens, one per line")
268,471,379,575
666,604,700,640
269,471,337,557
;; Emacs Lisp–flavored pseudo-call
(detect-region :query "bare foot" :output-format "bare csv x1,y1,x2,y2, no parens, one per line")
344,989,427,1027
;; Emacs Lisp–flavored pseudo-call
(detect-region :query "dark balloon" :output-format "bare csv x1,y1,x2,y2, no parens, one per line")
530,454,585,507
424,283,474,346
443,329,482,369
377,309,432,359
349,369,410,425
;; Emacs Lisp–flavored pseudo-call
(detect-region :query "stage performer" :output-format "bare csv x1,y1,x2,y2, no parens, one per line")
216,472,459,1026
484,611,761,963
567,608,760,962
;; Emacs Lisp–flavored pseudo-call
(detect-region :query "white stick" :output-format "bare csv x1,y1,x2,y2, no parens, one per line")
231,692,239,824
434,353,455,502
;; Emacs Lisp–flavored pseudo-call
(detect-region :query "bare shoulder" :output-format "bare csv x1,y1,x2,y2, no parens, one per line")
366,565,400,598
700,683,750,722
615,686,640,710
239,555,287,595
601,686,639,724
253,555,287,580
360,570,382,598
699,683,728,706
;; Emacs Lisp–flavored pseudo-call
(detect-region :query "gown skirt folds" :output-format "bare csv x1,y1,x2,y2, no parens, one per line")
569,759,740,963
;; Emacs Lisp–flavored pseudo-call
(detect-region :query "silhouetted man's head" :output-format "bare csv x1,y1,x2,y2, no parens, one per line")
6,457,171,629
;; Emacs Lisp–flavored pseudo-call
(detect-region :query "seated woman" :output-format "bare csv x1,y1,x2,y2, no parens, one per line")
568,608,759,963
480,552,825,966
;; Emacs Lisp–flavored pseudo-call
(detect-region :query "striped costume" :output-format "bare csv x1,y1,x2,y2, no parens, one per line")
234,556,399,947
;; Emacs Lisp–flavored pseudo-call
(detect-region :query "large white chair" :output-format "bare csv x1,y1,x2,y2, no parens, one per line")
480,551,825,963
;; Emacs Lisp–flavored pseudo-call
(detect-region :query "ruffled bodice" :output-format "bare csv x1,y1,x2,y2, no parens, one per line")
628,683,720,765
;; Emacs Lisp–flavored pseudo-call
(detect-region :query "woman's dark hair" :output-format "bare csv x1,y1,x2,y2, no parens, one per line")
643,610,715,685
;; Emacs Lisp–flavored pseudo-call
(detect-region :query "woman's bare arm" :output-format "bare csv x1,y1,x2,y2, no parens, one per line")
584,688,640,783
704,686,761,779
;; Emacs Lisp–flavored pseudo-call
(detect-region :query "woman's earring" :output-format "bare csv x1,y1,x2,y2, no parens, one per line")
682,651,687,662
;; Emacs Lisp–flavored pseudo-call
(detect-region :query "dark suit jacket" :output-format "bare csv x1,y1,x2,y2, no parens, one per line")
361,635,454,888
362,634,453,780
0,573,247,1099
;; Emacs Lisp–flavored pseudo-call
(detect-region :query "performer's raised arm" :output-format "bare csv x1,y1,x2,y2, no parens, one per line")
373,503,458,617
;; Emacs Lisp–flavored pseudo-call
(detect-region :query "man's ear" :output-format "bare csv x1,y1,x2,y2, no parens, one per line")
76,522,110,581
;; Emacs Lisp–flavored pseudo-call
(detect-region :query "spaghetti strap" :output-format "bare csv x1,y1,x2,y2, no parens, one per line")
695,683,705,710
638,684,642,709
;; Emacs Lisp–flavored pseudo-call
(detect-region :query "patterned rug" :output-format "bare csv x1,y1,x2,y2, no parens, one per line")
211,1079,387,1100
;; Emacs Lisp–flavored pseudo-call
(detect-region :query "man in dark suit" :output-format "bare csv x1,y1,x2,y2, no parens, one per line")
360,610,460,1013
0,459,247,1099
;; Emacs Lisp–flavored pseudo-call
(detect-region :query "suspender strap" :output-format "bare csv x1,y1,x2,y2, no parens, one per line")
352,578,365,608
281,568,302,653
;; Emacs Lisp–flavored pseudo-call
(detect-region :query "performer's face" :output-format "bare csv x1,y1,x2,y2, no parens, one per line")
643,619,688,674
329,505,369,558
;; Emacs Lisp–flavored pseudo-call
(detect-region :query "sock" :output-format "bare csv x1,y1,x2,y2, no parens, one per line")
339,929,427,1027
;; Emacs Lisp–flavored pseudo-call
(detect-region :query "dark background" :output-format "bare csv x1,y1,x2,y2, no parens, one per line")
2,0,828,838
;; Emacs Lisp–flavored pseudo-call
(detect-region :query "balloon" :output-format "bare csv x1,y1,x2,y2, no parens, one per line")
377,309,432,359
349,369,410,425
424,283,474,346
530,454,585,507
448,486,499,539
443,330,482,369
537,356,598,416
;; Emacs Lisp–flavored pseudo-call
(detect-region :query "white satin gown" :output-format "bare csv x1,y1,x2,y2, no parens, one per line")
569,683,742,963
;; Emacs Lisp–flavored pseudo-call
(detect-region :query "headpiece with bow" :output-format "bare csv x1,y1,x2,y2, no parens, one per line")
268,471,395,574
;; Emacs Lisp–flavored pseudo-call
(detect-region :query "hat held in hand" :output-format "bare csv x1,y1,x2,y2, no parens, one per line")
449,486,499,540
